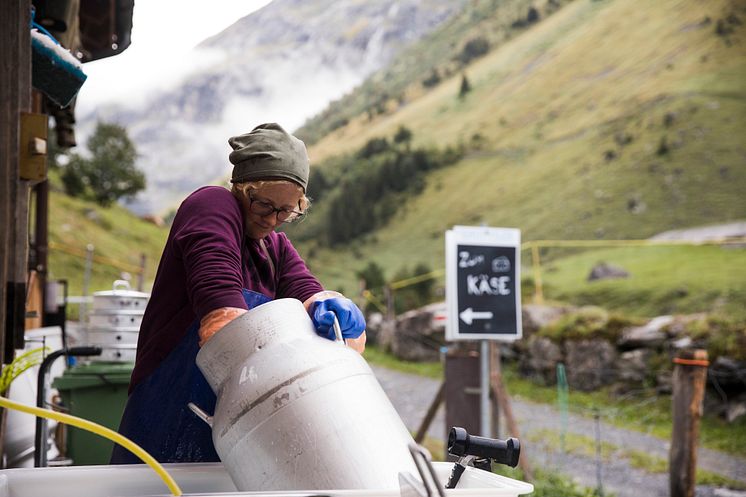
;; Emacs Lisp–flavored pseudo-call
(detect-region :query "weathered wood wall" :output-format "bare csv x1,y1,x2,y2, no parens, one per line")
1,0,32,362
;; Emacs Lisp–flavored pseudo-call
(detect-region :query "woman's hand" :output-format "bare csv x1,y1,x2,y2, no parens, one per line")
344,333,367,353
198,307,248,346
304,291,367,353
310,297,366,339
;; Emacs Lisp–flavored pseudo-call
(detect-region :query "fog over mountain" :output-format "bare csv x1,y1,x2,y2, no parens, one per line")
79,0,465,215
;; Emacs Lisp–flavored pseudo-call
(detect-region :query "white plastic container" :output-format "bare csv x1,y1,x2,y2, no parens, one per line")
0,461,534,497
83,280,149,363
87,310,144,328
90,280,149,312
5,327,64,468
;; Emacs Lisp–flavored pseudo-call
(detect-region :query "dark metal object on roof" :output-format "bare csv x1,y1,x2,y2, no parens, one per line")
33,0,134,63
78,0,134,62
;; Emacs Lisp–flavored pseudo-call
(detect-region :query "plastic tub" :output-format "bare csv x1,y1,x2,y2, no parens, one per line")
0,461,534,497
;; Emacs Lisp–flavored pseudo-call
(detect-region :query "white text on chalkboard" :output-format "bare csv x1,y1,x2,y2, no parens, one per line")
466,274,511,296
459,251,485,268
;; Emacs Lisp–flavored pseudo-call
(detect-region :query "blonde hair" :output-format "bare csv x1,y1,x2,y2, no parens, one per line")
231,180,310,212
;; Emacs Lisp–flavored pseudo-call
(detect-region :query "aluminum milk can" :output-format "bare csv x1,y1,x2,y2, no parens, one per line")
196,298,417,491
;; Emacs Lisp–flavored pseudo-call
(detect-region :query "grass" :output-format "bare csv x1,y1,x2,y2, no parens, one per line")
417,430,606,496
697,472,746,491
47,182,168,315
501,364,746,457
528,429,746,490
495,466,605,497
362,345,746,457
526,429,617,461
288,0,746,319
362,345,443,379
538,245,746,322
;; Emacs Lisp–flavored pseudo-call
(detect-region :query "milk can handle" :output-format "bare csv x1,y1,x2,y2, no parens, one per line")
112,279,131,291
408,443,446,497
332,315,346,344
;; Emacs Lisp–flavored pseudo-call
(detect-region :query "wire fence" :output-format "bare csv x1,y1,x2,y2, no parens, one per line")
360,236,746,314
49,241,146,276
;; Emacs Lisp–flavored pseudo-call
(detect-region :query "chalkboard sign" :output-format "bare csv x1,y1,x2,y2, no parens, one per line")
445,226,522,341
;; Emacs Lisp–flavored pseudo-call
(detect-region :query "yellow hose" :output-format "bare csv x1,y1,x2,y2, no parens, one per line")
0,396,182,496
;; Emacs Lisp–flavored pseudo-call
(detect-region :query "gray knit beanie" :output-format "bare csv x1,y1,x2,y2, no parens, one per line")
228,123,309,190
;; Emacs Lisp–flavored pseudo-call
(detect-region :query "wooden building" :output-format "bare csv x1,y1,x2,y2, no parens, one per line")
0,0,133,457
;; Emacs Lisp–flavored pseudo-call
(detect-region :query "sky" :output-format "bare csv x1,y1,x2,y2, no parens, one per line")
77,0,272,113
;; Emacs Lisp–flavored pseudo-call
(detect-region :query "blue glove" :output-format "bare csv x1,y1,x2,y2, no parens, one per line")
311,297,366,341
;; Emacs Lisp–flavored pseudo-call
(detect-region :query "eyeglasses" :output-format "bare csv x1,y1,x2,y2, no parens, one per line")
248,193,305,223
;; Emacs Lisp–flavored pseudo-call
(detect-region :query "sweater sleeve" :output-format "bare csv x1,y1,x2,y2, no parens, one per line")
171,187,249,318
274,232,324,302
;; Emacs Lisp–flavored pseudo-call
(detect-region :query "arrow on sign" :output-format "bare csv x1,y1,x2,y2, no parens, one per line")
459,308,494,325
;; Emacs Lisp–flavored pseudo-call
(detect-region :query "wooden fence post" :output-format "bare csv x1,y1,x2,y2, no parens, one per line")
137,253,147,292
669,349,708,497
414,381,445,444
490,343,533,481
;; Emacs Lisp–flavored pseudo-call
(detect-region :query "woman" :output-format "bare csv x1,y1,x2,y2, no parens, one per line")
111,123,366,463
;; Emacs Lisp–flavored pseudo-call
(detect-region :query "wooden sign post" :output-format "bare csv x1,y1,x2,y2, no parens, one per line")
669,349,709,497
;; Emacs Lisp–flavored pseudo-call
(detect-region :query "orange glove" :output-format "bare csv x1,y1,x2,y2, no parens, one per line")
198,307,248,346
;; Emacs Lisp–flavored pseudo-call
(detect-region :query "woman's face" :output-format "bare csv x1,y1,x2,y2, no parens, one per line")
241,182,304,240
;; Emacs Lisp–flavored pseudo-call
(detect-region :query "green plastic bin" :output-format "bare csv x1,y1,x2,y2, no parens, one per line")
52,361,133,465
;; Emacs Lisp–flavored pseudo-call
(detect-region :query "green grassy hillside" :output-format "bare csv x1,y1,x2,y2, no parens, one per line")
47,184,168,304
287,0,746,311
539,244,746,321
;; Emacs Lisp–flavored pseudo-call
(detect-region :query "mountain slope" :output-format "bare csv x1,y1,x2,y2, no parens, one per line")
287,0,746,294
80,0,465,215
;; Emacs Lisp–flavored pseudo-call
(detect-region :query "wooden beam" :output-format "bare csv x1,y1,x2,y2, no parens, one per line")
1,0,33,468
414,381,445,444
490,343,533,481
1,0,32,362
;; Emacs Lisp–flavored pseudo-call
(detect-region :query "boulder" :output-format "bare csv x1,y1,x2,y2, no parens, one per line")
381,303,447,362
522,304,572,337
587,262,629,281
377,318,397,351
668,336,693,350
618,315,673,349
564,338,617,391
725,393,746,423
617,349,652,384
521,336,562,384
364,312,384,345
663,313,707,336
656,370,673,394
710,356,746,391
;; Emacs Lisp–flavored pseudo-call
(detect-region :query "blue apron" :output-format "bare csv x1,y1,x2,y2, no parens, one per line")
111,289,271,464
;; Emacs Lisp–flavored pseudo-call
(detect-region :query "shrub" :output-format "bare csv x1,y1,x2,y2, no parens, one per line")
357,137,391,159
676,315,746,360
539,306,637,342
457,37,490,65
422,69,442,88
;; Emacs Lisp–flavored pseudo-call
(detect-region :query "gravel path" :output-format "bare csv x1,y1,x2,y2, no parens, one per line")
371,365,746,497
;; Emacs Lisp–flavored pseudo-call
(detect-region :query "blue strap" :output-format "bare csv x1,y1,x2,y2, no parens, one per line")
111,290,272,464
30,6,61,45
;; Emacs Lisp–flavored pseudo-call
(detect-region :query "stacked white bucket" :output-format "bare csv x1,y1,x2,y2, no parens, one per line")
85,280,149,362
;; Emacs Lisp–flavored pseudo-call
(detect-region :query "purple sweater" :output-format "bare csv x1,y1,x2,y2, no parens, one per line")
130,186,323,389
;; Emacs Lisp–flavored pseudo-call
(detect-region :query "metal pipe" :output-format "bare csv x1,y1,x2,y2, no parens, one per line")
79,244,94,322
480,340,490,437
34,346,102,467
